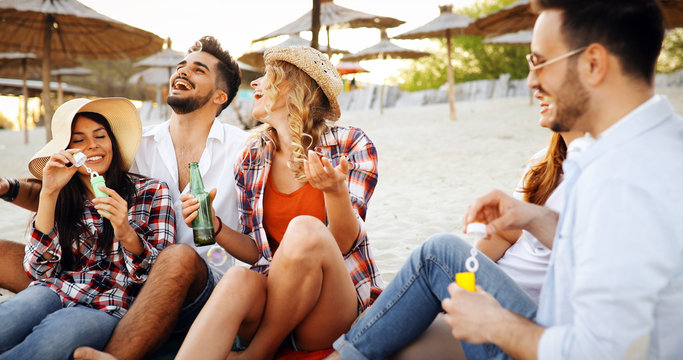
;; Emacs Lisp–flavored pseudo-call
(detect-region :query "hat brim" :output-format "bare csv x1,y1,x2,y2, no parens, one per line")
264,46,342,121
28,98,142,179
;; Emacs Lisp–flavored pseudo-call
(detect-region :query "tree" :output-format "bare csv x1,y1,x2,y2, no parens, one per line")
397,0,527,91
657,28,683,73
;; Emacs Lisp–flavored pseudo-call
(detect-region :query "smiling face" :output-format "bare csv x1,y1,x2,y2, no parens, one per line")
527,10,590,133
68,115,113,181
167,51,223,115
250,68,290,125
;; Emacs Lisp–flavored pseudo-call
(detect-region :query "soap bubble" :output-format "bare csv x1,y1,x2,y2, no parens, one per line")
207,244,228,266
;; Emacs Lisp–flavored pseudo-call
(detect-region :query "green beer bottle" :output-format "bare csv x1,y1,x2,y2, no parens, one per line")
189,162,216,246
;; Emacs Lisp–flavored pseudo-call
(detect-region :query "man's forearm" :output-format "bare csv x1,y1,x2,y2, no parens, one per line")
491,310,545,360
526,206,559,249
0,177,42,212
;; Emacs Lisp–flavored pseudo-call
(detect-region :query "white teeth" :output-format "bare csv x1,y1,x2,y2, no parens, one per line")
174,79,191,90
88,156,102,161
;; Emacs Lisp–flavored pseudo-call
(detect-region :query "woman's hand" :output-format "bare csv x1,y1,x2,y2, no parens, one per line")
41,150,80,195
180,188,218,228
304,150,349,194
93,186,136,242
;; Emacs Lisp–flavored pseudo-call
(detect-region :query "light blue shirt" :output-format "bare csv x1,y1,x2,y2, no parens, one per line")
537,95,683,359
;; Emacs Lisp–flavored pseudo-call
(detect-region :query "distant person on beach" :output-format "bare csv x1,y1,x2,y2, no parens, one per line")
0,98,175,359
333,0,683,359
175,46,383,360
0,36,251,360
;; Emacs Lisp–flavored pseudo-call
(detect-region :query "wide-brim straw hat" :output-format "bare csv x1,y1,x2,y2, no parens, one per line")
264,45,343,121
28,97,141,179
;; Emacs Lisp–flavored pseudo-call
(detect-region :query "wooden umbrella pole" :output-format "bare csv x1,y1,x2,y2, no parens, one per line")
57,74,63,106
22,58,29,145
446,30,457,121
380,54,385,115
42,15,54,142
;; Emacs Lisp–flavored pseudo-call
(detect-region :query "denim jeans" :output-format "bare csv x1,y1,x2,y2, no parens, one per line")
0,285,119,360
333,233,538,360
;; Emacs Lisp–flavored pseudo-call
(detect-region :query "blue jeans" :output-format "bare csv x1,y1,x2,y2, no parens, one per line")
333,234,538,360
0,285,119,360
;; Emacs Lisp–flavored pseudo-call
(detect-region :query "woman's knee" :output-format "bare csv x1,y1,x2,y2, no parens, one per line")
279,216,332,259
215,267,261,297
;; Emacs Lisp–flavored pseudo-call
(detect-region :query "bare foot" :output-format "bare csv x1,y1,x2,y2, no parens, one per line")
73,347,119,360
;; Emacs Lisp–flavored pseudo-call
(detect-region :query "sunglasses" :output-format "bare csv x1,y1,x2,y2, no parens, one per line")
526,47,587,72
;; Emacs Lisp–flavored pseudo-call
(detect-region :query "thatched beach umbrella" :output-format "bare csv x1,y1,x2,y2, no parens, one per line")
336,61,368,75
51,67,91,105
343,29,430,114
252,0,404,57
134,41,185,120
483,29,532,46
394,5,474,121
238,35,349,70
466,0,682,38
0,0,163,141
0,52,78,144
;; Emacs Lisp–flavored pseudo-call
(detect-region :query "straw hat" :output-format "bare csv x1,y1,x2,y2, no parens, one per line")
28,98,141,179
264,45,343,121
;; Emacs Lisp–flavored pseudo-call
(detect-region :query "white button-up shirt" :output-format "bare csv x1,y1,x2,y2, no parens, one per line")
131,119,248,276
537,95,683,359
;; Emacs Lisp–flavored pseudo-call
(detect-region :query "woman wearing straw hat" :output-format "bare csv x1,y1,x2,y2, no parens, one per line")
176,46,383,359
0,98,175,359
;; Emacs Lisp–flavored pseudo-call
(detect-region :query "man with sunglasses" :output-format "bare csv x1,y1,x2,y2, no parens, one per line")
0,36,250,360
333,0,682,359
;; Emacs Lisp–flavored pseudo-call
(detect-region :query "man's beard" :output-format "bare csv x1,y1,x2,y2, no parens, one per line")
167,92,213,115
550,62,590,133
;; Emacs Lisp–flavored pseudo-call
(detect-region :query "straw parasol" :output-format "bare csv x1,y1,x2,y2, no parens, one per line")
483,29,532,46
134,39,185,120
465,0,683,38
51,67,92,106
343,29,430,114
0,0,163,141
0,52,79,144
238,35,349,70
252,0,404,57
394,5,474,121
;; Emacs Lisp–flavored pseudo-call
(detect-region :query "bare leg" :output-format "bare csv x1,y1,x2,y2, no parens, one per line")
73,244,209,360
176,267,267,359
0,239,31,293
236,216,359,360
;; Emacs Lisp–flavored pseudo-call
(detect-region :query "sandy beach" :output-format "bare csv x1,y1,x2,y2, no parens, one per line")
2,89,682,301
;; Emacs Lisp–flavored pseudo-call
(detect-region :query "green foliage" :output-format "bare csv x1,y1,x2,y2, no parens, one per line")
398,36,528,91
63,58,148,100
657,28,683,73
397,0,529,91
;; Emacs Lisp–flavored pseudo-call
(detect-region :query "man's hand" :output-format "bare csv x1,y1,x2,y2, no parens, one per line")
442,284,506,344
464,189,558,249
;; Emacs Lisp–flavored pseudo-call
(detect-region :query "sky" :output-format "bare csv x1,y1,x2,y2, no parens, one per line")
78,0,478,84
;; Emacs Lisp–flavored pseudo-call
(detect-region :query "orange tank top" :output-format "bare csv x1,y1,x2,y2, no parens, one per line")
263,175,326,246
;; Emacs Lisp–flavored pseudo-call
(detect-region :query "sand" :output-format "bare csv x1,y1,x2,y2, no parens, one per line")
2,89,682,301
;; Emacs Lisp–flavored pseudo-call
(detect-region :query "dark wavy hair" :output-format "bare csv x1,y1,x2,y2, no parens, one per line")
55,112,137,270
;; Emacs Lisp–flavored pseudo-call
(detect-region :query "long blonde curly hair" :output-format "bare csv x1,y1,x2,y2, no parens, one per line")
249,60,333,181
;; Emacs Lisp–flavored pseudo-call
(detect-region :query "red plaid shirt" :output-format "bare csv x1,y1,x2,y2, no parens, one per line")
234,126,384,309
24,177,175,318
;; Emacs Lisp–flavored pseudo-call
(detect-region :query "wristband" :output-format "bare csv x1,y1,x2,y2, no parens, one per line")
214,216,223,236
0,178,19,202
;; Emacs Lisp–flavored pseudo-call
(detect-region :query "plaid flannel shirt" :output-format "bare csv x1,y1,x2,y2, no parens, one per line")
24,177,175,318
234,126,384,309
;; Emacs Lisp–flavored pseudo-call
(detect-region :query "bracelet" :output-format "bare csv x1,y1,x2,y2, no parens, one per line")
214,216,223,236
0,178,19,202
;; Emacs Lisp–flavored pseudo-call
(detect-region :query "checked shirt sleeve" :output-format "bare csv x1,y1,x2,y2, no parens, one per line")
342,128,379,252
122,178,175,283
24,223,63,280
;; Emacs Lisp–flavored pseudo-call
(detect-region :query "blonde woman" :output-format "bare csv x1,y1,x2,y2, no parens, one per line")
177,46,383,360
